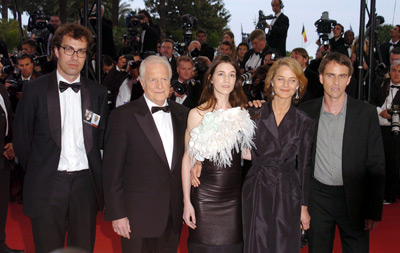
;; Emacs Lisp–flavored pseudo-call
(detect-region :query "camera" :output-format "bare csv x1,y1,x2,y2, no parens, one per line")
171,80,187,96
6,69,25,95
1,65,15,75
174,14,198,55
125,12,144,29
389,104,400,135
181,14,198,31
256,10,275,31
171,79,200,96
314,11,337,45
128,60,142,69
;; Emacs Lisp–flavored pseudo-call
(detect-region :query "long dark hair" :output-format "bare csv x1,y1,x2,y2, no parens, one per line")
198,55,248,111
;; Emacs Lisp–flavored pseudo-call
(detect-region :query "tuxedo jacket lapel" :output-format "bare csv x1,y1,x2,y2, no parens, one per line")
169,102,186,172
80,78,93,154
135,97,169,168
46,72,62,149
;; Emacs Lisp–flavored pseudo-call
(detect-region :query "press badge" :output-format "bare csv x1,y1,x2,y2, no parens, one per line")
84,109,101,128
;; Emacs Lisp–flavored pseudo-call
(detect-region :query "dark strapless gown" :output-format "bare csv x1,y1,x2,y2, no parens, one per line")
188,152,243,253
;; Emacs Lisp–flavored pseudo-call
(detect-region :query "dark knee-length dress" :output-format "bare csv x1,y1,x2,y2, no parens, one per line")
187,107,255,253
242,102,314,253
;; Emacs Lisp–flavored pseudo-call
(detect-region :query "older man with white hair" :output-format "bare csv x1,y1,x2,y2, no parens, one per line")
102,56,189,252
371,59,400,205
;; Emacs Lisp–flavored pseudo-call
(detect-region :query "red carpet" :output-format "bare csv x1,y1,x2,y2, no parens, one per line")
4,201,400,252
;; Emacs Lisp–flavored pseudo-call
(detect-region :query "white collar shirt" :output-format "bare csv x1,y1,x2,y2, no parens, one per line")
57,70,88,171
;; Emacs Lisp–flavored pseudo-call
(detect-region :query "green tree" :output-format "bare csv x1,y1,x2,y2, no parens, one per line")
144,0,230,48
377,24,393,44
0,19,25,51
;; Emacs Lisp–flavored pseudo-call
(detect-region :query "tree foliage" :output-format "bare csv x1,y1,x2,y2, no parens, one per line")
0,19,25,51
376,24,393,44
144,0,230,48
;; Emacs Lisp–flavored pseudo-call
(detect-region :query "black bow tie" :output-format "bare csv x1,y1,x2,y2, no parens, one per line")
391,85,400,89
151,105,170,114
59,81,81,93
254,52,261,56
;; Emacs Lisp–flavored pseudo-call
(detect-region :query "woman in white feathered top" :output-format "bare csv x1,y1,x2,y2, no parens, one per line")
181,55,255,252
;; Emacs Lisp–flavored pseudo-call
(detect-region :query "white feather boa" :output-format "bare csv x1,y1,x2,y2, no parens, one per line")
188,107,256,168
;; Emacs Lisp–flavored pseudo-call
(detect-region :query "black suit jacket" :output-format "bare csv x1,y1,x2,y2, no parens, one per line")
298,96,385,226
13,71,109,218
300,67,323,103
330,37,348,57
381,41,400,67
267,13,289,56
102,96,189,238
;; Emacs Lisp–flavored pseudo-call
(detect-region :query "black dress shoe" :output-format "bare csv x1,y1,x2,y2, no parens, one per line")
0,245,24,253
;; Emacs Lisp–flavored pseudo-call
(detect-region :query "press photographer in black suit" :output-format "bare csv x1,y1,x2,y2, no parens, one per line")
170,56,198,109
103,54,143,109
264,0,289,57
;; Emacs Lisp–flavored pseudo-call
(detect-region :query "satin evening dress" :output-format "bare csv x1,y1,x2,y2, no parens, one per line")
242,102,314,253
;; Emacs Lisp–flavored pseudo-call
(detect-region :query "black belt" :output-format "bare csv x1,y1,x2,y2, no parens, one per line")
57,169,89,175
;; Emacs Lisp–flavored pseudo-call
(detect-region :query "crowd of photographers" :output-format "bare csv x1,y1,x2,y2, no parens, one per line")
0,0,400,252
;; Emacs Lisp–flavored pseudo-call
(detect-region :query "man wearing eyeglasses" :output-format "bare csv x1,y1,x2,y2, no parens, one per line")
13,23,108,253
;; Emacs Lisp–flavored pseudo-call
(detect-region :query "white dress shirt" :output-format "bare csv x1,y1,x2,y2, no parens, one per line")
116,78,136,107
144,94,174,169
57,71,89,172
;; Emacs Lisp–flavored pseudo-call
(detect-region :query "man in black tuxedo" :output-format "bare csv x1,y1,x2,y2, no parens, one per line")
0,85,23,253
290,47,323,103
265,0,289,57
13,23,108,253
329,24,348,57
102,55,189,252
196,29,214,62
241,29,270,72
370,60,400,204
160,39,178,79
381,25,400,68
298,52,385,252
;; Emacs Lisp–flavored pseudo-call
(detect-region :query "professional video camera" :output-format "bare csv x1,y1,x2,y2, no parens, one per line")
256,10,275,32
175,14,198,55
314,11,337,49
123,11,145,53
27,6,50,55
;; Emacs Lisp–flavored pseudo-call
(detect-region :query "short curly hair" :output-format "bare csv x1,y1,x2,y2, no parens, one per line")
51,23,93,58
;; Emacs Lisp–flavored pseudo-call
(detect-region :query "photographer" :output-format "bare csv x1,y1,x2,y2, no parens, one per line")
291,47,323,103
138,10,161,54
90,4,117,60
264,0,289,57
329,24,348,57
22,40,37,56
45,15,62,56
196,29,214,61
103,54,143,109
160,39,177,78
5,54,42,111
370,60,400,204
170,56,198,109
242,29,270,72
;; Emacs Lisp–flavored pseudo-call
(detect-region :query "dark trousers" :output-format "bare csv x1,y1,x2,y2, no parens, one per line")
0,164,10,250
381,126,400,201
121,213,180,253
31,170,98,253
308,179,369,253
